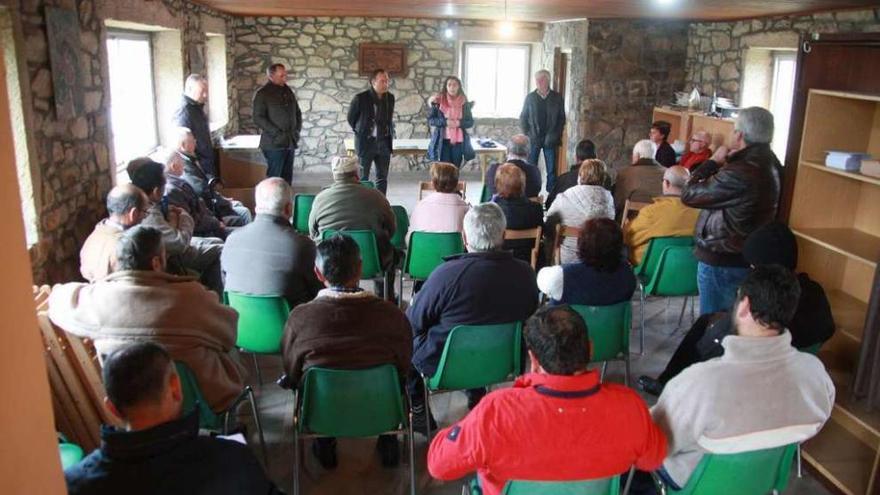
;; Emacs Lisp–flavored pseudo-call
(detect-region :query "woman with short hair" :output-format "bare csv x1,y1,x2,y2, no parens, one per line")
493,163,543,265
409,162,470,237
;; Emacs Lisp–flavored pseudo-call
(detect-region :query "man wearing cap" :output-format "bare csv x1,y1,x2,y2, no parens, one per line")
308,155,397,299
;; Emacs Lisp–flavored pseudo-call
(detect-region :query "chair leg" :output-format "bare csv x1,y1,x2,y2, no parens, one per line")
624,356,631,388
245,386,269,467
797,444,803,478
423,377,432,439
293,421,300,495
622,466,635,495
251,353,263,388
677,297,688,328
600,362,607,383
408,411,416,495
398,269,404,309
638,285,646,356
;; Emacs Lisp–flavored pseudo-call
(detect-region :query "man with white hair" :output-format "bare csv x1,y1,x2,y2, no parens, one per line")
221,178,321,308
173,74,217,178
519,69,566,194
682,107,782,315
613,139,665,217
484,134,542,198
623,165,700,265
157,148,226,239
679,130,712,170
406,202,539,428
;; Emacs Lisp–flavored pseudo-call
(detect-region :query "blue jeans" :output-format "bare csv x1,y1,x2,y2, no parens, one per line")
262,148,294,184
528,144,558,193
697,262,750,315
440,139,464,167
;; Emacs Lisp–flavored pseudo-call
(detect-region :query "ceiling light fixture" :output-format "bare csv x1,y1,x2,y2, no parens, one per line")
656,0,677,6
444,28,454,39
498,0,515,37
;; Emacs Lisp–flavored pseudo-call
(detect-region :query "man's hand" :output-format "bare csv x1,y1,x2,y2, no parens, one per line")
710,145,730,165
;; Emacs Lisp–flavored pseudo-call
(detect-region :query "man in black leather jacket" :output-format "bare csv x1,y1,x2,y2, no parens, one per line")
252,63,302,184
347,69,395,195
681,107,782,315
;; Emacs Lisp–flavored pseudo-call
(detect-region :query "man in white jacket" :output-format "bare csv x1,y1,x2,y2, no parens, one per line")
641,265,834,492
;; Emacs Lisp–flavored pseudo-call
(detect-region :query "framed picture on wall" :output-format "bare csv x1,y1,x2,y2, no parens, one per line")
358,43,408,78
45,7,85,120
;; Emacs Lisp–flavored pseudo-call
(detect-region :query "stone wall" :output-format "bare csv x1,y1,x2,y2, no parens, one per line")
7,0,229,284
686,8,880,104
231,17,540,172
583,19,689,170
541,19,588,164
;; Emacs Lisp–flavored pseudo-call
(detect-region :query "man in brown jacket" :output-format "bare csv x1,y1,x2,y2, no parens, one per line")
79,184,148,282
280,234,412,469
613,139,665,219
50,226,245,413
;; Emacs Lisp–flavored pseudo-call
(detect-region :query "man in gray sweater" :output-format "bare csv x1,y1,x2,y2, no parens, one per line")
641,265,834,492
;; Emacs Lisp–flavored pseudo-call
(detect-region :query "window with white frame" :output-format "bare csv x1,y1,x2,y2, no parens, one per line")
769,51,797,162
462,43,530,119
205,33,228,130
106,31,159,183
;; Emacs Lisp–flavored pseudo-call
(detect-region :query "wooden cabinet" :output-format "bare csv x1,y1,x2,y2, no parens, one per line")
652,107,692,144
790,89,880,495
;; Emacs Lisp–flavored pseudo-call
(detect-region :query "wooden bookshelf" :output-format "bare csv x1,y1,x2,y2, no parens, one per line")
790,89,880,495
652,106,692,144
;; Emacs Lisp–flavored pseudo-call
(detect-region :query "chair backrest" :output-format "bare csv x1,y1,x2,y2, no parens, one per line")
293,194,316,234
644,245,699,297
59,442,84,470
404,231,465,280
297,364,406,437
225,292,291,354
799,342,822,355
673,444,797,495
174,361,222,429
390,205,410,250
502,476,620,495
321,229,384,279
480,183,491,203
427,322,522,390
570,302,631,362
419,180,467,200
621,199,652,228
634,236,693,279
554,224,582,265
505,226,542,270
360,180,376,188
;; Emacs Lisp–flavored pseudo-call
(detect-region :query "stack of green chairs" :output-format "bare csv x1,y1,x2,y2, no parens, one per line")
321,229,387,298
570,302,632,386
390,205,410,252
633,236,696,354
225,291,291,386
292,365,415,495
293,194,316,235
398,231,464,304
421,322,522,437
658,444,797,495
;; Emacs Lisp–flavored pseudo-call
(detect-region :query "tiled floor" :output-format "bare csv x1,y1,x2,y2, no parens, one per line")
235,168,832,494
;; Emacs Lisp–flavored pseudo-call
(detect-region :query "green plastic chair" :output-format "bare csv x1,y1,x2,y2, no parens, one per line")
480,182,492,203
225,292,291,385
799,342,822,355
502,476,621,495
398,231,465,304
174,361,268,464
321,229,387,297
421,322,522,437
570,302,632,386
59,441,84,470
660,444,797,495
360,180,376,188
293,194,316,235
390,205,410,251
635,237,696,355
292,365,415,495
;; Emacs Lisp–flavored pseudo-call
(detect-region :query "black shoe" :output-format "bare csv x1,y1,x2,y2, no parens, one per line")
311,437,338,469
637,376,664,397
376,435,400,467
466,388,487,410
410,404,438,436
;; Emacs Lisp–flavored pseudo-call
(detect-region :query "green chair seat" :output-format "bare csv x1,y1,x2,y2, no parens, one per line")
390,205,410,251
667,444,797,495
398,231,465,307
634,236,694,281
59,442,84,470
293,194,316,235
321,229,385,280
570,302,631,385
226,292,290,355
502,476,621,495
293,365,415,495
360,180,376,188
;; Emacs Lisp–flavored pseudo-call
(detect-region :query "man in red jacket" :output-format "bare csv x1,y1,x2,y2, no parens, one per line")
427,305,667,495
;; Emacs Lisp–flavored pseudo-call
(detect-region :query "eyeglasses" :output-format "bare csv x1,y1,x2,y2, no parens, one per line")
690,138,708,144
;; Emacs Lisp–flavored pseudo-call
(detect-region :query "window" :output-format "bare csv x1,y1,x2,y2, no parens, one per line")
769,52,796,162
106,31,158,182
462,43,530,119
205,33,228,130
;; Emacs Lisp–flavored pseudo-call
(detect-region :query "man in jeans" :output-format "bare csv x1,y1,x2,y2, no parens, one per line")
347,69,395,194
681,107,782,314
519,69,566,194
253,63,302,184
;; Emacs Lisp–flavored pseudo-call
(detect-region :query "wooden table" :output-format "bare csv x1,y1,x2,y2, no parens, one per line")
344,138,507,180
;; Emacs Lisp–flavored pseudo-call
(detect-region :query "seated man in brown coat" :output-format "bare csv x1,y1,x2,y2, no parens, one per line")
79,184,148,282
279,234,412,469
49,225,245,414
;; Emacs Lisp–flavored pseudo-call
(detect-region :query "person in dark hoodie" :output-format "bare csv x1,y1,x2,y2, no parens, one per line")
173,74,217,179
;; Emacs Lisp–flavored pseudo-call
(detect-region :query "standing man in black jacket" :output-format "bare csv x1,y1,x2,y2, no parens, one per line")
347,69,395,195
252,63,302,184
173,74,217,179
519,69,566,194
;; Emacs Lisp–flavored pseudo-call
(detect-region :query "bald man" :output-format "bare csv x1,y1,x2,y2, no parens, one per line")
623,166,700,266
80,184,149,282
173,74,216,178
679,130,712,170
221,178,322,308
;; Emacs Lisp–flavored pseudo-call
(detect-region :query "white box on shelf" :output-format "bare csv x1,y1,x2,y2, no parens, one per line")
825,151,871,171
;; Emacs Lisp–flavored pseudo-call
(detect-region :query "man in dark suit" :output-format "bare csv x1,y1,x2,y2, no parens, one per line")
347,69,395,195
173,74,217,179
252,63,302,184
221,177,322,308
519,69,566,194
546,138,597,208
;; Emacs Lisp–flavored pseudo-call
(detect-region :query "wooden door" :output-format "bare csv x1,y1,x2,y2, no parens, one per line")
553,48,570,177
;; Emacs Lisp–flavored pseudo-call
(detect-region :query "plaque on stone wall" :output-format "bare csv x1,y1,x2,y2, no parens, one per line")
358,43,408,78
45,7,85,120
